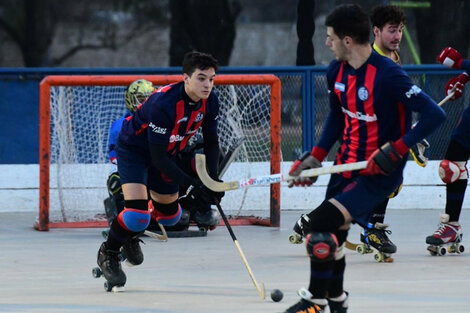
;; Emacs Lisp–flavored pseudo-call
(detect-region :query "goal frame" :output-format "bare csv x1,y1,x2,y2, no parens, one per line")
35,74,281,231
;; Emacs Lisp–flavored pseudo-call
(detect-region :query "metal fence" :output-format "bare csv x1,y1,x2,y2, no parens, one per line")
0,65,466,164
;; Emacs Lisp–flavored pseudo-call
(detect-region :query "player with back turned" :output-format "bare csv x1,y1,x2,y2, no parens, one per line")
425,46,470,255
95,51,225,290
284,4,446,313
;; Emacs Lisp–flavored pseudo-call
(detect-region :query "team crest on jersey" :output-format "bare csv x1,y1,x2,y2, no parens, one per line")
357,86,369,101
335,82,345,92
195,112,204,122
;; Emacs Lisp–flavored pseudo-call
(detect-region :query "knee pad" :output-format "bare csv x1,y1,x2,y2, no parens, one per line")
117,199,150,232
305,232,338,262
151,200,182,226
439,160,468,184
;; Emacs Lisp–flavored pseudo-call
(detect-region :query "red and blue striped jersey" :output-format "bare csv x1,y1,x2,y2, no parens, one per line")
318,51,445,176
119,81,219,155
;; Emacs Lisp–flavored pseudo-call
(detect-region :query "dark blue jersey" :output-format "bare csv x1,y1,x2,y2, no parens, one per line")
319,51,445,176
119,81,219,155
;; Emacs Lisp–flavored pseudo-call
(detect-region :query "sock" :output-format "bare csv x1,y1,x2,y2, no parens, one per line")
370,198,388,224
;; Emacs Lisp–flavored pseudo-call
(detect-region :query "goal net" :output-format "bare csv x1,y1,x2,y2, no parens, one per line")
36,75,281,230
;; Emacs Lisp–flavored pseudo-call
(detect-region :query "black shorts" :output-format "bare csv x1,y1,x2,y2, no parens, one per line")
325,170,403,227
116,140,179,195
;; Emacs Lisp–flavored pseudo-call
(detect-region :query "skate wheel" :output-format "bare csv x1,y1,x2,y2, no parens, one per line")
198,226,208,232
92,267,102,278
374,252,384,263
438,246,447,256
457,244,465,254
104,281,113,292
288,234,303,244
356,245,366,254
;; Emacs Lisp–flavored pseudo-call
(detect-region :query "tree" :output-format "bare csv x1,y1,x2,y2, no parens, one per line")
169,0,241,66
0,0,168,67
414,0,470,63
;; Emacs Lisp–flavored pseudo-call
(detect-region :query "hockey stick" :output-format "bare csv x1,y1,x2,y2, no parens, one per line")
144,222,168,242
213,199,266,299
437,90,455,107
195,153,367,192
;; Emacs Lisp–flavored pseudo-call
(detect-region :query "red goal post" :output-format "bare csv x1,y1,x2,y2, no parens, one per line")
36,74,281,231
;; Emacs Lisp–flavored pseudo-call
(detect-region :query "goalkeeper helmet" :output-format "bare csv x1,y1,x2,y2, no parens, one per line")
124,79,155,113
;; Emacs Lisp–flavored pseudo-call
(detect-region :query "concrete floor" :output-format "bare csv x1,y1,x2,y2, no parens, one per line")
1,209,470,313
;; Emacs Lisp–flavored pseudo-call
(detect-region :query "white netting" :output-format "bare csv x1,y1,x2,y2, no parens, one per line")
47,81,274,224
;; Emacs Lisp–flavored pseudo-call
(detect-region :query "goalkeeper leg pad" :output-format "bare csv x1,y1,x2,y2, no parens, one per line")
151,200,182,226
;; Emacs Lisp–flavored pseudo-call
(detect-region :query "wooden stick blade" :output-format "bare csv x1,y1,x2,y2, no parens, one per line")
196,154,240,191
196,153,367,192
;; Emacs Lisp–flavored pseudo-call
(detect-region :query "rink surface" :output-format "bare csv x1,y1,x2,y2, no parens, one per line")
2,209,470,313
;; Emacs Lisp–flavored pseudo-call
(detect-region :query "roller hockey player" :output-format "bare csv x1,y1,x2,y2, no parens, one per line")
284,4,445,312
425,46,470,256
95,52,224,290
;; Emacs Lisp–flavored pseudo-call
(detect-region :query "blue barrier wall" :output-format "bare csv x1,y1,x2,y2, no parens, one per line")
0,65,463,164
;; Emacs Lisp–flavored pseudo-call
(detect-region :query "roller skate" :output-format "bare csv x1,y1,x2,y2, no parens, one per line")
426,213,464,256
357,223,396,262
92,242,126,292
193,209,221,232
121,235,144,266
288,214,310,244
328,291,349,313
284,288,326,313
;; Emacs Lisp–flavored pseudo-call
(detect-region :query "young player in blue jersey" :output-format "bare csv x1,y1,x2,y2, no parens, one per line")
284,4,446,313
426,47,470,255
96,51,225,290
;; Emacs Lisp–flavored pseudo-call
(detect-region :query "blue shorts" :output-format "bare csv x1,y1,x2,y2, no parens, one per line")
116,140,179,195
451,104,470,151
325,170,403,227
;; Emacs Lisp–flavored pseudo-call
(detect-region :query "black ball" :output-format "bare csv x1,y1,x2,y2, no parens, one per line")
271,289,283,302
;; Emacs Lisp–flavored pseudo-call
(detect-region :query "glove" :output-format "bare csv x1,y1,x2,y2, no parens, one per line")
409,138,430,168
287,151,322,187
437,47,463,69
445,72,469,100
366,140,408,175
185,181,225,206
